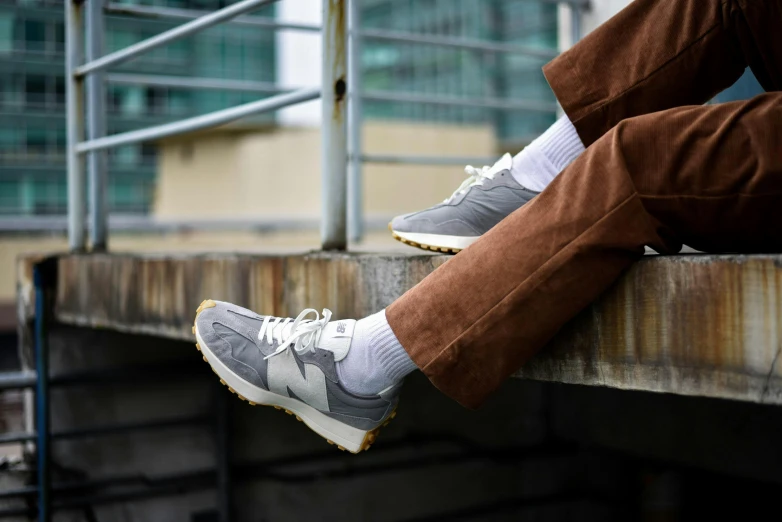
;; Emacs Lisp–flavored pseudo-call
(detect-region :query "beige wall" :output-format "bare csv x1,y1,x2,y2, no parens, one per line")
155,121,498,220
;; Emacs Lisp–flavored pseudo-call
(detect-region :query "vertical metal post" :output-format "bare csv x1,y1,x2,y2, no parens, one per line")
321,0,348,251
214,381,232,522
86,0,108,251
347,0,363,242
34,264,51,522
570,4,582,45
66,0,86,252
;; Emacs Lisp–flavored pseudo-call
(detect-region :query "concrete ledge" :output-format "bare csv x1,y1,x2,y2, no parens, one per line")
21,252,782,405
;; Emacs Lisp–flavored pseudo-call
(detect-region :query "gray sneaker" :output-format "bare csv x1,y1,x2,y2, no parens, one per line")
390,153,538,253
193,299,399,453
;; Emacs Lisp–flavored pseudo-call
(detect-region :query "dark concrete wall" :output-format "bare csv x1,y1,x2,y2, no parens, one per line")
36,326,782,522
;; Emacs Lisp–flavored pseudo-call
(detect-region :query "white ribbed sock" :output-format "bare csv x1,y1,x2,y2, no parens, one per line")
511,114,586,192
336,309,417,396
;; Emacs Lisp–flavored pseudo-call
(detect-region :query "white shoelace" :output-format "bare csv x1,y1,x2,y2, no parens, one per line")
259,308,333,360
444,153,511,204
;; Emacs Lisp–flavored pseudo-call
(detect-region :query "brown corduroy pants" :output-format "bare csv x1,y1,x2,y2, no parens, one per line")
386,0,782,409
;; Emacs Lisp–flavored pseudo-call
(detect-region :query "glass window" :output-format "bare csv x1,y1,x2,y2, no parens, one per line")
24,20,46,52
145,87,167,115
25,127,48,156
0,128,21,157
54,76,65,107
53,21,64,54
0,13,13,53
24,75,47,107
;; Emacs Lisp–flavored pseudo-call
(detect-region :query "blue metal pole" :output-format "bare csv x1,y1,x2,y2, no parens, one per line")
34,264,51,522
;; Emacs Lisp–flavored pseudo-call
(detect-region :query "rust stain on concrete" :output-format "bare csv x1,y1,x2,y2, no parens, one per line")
516,255,782,404
33,252,782,405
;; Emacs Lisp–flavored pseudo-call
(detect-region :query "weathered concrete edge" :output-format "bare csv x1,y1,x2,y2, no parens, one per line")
28,252,782,406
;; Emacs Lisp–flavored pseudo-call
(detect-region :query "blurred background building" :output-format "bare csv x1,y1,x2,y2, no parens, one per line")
0,2,778,521
0,0,277,217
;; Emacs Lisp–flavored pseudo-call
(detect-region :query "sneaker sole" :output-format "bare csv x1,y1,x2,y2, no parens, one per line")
193,299,395,454
389,225,478,254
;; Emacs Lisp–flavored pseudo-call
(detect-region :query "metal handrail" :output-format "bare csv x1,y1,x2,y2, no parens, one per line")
106,73,290,94
360,154,501,167
104,2,321,32
65,0,346,252
363,90,559,114
77,88,319,153
75,0,278,77
359,28,559,60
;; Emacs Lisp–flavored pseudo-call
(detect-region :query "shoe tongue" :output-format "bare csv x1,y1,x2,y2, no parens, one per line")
314,319,356,362
486,152,513,176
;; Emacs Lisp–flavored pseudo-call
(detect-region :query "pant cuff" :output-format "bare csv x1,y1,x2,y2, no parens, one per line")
385,311,491,410
543,51,603,147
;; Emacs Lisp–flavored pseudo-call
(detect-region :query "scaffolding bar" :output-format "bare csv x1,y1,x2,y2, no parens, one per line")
0,431,36,444
86,0,108,250
360,28,558,60
348,0,363,242
104,2,320,32
106,73,289,94
76,88,319,153
66,0,85,252
363,90,559,113
76,0,278,78
0,371,37,390
320,0,348,251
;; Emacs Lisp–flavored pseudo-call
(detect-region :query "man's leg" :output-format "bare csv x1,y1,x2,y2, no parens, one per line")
387,93,782,409
546,0,782,146
390,0,782,254
191,0,782,453
193,93,779,451
520,0,782,190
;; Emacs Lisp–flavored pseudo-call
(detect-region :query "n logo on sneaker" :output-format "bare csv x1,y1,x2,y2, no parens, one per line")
267,349,328,411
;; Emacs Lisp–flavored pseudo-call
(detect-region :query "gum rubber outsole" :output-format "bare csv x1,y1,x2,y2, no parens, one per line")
193,299,396,453
388,223,462,254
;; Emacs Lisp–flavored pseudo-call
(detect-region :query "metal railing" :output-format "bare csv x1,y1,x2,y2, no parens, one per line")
62,0,586,251
65,0,345,250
